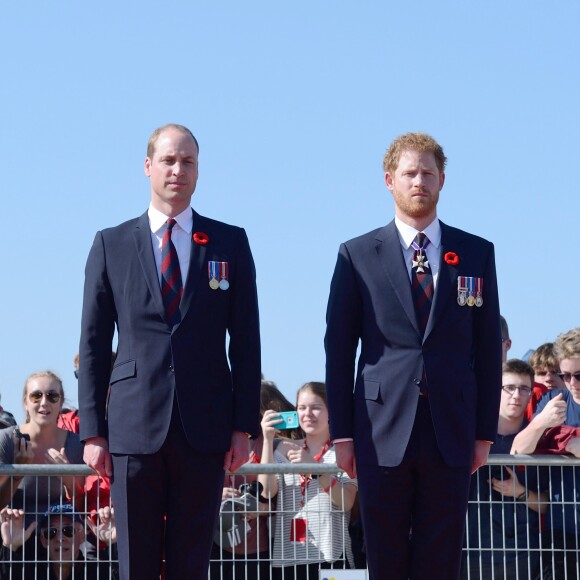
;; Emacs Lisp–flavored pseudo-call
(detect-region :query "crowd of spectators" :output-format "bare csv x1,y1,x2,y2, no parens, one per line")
2,325,580,579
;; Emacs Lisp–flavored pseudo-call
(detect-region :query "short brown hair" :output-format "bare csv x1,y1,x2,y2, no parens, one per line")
296,381,327,407
528,343,560,372
500,315,510,341
502,359,534,384
554,328,580,361
146,124,199,159
382,132,447,174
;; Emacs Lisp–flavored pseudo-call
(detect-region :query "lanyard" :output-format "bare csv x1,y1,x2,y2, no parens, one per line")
299,439,331,507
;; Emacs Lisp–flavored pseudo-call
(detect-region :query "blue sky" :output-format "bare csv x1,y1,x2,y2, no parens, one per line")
1,1,579,420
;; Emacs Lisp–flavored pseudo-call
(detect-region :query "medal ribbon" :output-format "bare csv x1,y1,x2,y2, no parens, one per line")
467,277,474,297
299,439,332,508
208,261,218,280
219,261,228,281
476,278,483,296
410,237,431,254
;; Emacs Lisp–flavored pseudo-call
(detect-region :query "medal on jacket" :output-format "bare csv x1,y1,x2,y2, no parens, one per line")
218,261,230,290
457,277,468,306
466,277,475,307
208,262,220,290
475,277,483,307
458,276,483,307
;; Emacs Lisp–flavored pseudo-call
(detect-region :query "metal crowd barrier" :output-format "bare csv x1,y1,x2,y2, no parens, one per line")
1,457,579,579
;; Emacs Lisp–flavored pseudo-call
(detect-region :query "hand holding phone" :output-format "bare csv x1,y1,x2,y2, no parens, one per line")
277,411,299,430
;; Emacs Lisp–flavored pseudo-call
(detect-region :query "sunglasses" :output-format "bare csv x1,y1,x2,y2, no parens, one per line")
42,525,75,540
28,391,61,404
558,372,580,383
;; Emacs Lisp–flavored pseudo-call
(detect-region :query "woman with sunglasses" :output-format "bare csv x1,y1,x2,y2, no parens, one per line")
0,371,84,526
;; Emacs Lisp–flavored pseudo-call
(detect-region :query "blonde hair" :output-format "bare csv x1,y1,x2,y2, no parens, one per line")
554,328,580,361
22,371,65,423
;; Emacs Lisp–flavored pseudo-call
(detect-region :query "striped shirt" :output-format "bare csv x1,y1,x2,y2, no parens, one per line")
271,446,356,568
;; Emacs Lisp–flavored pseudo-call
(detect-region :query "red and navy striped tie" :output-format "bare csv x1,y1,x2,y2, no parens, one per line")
411,233,433,336
161,218,183,326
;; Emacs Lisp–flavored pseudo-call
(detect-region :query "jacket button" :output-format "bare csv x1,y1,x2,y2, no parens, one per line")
413,378,421,385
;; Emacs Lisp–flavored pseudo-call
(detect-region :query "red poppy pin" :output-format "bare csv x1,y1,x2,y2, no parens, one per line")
444,252,459,266
193,232,209,245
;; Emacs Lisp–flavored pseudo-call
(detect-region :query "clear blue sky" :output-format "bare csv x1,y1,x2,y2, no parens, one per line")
1,1,579,420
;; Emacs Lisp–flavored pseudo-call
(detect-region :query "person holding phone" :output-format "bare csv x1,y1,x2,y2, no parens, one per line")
259,382,357,580
0,371,84,520
210,380,300,580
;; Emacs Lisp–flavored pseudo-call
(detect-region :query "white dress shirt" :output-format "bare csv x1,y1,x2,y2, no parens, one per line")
148,204,193,289
394,216,441,291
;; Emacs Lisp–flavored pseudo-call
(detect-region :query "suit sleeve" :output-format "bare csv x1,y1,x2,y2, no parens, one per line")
227,228,262,438
325,243,363,441
473,242,503,442
78,232,116,442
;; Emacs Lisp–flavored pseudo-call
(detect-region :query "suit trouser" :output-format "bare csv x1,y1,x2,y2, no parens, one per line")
357,396,472,580
111,402,226,580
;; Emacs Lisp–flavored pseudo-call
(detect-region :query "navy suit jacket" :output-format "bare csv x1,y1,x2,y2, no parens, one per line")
79,210,261,455
325,220,502,468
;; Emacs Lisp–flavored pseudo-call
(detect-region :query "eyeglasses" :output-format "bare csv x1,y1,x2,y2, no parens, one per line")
28,391,61,404
502,385,532,396
74,369,79,379
558,372,580,383
42,526,75,540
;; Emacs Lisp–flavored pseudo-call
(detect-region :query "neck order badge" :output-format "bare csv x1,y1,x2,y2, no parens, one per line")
411,233,433,335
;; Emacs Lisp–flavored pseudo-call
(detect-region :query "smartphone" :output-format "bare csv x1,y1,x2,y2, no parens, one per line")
277,411,299,430
14,428,30,442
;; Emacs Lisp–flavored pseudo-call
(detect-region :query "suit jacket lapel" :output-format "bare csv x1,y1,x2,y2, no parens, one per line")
178,210,207,323
424,221,458,340
133,212,166,323
375,221,420,334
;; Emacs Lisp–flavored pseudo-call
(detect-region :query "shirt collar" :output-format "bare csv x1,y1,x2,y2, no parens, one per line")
148,204,193,235
394,216,441,250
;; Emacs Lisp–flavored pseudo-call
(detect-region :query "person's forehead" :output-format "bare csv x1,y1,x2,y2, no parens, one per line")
502,372,532,386
560,358,580,371
154,129,197,156
396,150,438,169
27,377,58,391
297,392,325,406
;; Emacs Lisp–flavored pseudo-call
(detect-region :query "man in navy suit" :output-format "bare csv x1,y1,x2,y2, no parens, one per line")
79,124,261,579
325,133,501,579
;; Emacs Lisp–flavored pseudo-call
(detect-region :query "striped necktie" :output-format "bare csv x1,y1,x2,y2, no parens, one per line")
161,218,183,325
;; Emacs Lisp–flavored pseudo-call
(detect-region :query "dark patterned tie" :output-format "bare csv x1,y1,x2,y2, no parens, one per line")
161,219,183,325
411,233,433,336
